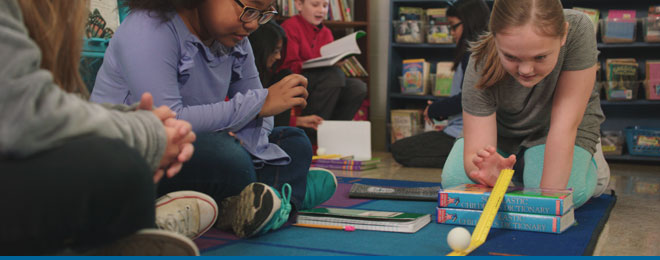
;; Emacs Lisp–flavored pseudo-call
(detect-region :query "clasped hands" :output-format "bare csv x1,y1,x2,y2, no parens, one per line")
137,93,196,183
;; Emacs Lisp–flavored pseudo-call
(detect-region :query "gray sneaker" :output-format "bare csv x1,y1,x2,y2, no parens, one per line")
215,182,292,238
156,191,218,239
89,229,199,256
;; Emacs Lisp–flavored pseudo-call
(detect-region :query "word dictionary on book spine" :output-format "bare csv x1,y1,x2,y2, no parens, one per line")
438,184,574,216
436,207,575,234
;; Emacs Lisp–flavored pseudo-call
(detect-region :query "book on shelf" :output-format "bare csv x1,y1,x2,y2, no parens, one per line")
646,60,660,100
296,207,431,233
426,8,452,44
433,62,454,97
395,7,425,43
390,109,423,143
401,58,431,95
436,207,575,234
603,10,637,43
605,58,638,100
86,0,121,39
438,184,574,216
339,56,368,77
572,7,599,34
302,30,366,69
348,183,441,201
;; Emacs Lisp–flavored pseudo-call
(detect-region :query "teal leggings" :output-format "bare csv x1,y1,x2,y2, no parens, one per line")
441,138,597,208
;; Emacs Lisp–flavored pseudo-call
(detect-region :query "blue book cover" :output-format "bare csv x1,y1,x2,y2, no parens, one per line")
438,184,573,216
436,207,575,234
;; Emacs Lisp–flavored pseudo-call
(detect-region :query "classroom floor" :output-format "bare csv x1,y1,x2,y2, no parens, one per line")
326,151,660,256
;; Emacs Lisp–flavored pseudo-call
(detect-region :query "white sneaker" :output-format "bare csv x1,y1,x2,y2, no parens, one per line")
156,191,218,239
89,229,199,256
593,138,611,198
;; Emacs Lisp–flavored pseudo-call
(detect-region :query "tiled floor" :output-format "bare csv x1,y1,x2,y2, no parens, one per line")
327,151,660,256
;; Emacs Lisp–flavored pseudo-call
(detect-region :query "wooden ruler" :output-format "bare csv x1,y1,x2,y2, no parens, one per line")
447,169,515,256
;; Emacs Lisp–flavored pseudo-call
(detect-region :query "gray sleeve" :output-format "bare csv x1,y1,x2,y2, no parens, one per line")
562,10,599,71
0,0,166,171
461,54,497,117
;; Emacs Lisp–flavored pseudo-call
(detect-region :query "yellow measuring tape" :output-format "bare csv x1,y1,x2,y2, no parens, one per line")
447,169,515,256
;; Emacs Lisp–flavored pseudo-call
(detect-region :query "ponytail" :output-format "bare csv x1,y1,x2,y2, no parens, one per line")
470,33,508,89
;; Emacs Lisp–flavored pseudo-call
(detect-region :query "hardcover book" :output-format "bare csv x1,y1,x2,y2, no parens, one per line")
433,62,454,97
390,109,423,142
438,184,574,216
436,207,575,234
349,183,441,201
297,207,431,233
401,59,430,95
605,58,639,100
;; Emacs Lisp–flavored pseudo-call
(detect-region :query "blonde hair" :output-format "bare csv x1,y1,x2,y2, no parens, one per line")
18,0,90,97
471,0,566,89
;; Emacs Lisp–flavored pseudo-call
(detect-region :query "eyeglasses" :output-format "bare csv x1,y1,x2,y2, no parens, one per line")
450,22,463,31
234,0,278,25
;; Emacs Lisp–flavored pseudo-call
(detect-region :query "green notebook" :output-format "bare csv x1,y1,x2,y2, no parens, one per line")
296,208,431,233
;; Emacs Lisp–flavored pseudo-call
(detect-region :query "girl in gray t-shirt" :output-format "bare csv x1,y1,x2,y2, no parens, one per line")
441,0,607,208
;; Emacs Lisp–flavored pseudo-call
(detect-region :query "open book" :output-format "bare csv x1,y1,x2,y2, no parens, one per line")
296,207,431,233
302,30,366,70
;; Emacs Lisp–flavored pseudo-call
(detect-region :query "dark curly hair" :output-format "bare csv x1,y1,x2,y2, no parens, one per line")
124,0,205,20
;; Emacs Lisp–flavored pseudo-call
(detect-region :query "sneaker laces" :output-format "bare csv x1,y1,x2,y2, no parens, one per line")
262,183,292,234
156,205,194,238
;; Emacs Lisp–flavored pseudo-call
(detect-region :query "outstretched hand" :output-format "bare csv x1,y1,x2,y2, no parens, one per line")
137,93,196,183
468,145,516,186
296,115,323,130
259,74,309,117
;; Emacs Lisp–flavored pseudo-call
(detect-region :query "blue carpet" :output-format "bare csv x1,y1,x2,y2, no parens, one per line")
197,177,616,256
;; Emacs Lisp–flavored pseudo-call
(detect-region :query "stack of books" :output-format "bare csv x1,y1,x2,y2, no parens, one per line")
436,184,576,234
311,157,380,171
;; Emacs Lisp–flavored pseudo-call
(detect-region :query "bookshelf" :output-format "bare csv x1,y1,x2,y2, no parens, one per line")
386,0,660,163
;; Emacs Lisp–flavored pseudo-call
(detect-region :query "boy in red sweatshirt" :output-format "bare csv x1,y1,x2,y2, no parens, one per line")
280,0,367,144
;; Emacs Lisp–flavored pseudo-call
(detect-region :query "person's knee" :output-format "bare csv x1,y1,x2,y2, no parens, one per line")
188,132,254,177
272,127,313,157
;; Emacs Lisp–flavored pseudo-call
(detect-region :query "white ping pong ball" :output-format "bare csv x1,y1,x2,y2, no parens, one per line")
316,147,327,156
447,227,471,251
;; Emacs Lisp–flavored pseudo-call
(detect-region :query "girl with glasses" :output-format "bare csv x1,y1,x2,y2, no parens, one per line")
91,0,337,238
391,0,490,169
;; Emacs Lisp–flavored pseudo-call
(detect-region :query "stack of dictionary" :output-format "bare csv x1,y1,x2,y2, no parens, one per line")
436,184,575,234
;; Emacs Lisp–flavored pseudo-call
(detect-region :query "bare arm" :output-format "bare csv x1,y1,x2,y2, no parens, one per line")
463,111,497,179
542,65,597,189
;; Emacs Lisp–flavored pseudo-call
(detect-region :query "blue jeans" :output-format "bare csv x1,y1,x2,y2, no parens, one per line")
157,126,312,214
441,138,597,208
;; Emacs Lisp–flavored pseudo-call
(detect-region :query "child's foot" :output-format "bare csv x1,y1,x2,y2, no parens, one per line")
216,182,292,238
155,191,218,240
301,167,337,210
89,229,199,256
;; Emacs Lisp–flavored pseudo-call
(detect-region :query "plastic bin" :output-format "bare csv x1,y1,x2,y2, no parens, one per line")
643,16,660,42
393,20,425,43
624,126,660,157
600,18,637,43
